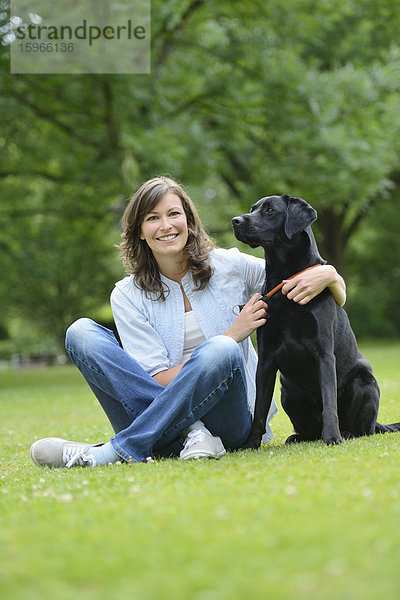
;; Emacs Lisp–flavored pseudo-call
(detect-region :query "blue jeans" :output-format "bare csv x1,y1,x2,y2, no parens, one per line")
65,319,252,463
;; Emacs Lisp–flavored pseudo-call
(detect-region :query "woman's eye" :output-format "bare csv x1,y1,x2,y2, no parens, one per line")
147,215,158,221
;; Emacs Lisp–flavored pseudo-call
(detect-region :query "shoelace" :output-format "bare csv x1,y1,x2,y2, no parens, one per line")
62,444,97,469
181,429,208,452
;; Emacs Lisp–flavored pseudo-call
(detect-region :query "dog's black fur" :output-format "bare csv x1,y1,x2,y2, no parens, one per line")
232,194,400,447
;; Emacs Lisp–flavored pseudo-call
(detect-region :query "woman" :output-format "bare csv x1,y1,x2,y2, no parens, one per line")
30,176,346,468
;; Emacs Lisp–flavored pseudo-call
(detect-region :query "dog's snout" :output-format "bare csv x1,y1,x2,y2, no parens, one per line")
232,216,243,227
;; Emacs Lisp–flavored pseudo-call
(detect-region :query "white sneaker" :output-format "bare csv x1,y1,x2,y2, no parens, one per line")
179,429,226,460
30,437,97,468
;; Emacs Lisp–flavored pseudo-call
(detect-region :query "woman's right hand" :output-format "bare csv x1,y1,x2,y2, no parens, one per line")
223,293,268,343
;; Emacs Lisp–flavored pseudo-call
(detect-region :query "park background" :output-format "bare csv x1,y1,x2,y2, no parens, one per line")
1,0,400,363
1,2,400,600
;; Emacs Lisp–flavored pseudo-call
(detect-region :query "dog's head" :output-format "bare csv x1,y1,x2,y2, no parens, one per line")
232,194,317,249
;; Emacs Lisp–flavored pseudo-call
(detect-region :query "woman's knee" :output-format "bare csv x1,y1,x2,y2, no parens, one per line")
209,334,241,355
197,335,242,369
65,318,99,354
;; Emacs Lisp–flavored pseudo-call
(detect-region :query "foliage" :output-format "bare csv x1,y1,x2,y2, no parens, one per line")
1,341,400,599
0,0,400,349
4,209,121,344
346,193,400,338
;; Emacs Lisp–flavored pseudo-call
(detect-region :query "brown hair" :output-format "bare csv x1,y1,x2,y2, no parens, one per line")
118,176,215,300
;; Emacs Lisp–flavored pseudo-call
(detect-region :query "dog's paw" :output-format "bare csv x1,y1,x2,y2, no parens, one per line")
285,434,303,444
241,436,262,450
324,434,343,446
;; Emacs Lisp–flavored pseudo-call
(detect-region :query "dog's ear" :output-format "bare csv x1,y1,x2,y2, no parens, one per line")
283,195,317,239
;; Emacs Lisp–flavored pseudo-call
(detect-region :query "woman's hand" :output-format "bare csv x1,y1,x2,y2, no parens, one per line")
153,363,184,387
281,265,346,307
224,293,268,343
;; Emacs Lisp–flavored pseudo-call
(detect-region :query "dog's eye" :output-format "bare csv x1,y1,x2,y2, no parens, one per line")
266,208,275,214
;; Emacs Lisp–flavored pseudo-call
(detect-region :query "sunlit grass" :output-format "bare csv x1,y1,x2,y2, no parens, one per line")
1,342,400,600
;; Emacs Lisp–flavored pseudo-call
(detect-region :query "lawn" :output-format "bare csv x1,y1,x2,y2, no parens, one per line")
1,341,400,600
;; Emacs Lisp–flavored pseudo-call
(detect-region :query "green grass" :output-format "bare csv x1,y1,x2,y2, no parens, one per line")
1,342,400,600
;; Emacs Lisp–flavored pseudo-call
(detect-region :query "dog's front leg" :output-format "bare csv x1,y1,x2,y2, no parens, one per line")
243,361,277,449
319,353,343,445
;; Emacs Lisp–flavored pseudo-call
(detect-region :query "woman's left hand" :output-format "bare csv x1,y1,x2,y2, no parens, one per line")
281,265,346,306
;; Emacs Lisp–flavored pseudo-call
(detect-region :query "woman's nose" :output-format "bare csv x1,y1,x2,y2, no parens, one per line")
159,216,172,230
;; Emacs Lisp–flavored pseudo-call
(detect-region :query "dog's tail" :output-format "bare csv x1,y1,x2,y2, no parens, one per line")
375,422,400,434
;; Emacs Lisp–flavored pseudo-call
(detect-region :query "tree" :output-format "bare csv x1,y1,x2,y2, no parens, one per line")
149,0,400,274
1,0,400,348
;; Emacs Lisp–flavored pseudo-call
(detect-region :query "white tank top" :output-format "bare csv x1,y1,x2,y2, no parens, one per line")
182,311,206,363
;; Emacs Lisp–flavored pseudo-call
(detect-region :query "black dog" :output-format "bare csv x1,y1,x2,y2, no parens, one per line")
232,194,400,447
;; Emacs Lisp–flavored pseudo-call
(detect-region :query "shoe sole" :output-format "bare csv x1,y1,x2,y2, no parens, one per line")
180,450,226,461
30,437,70,467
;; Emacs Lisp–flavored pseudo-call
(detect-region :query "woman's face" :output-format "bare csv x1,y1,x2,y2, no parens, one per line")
140,192,189,264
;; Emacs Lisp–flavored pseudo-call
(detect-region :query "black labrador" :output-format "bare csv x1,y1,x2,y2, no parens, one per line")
232,194,400,447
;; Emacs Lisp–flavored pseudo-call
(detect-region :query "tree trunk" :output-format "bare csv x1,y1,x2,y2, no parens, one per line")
315,209,348,279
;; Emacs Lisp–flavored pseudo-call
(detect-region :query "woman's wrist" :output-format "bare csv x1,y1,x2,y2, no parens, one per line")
325,265,346,307
222,326,243,344
324,264,338,285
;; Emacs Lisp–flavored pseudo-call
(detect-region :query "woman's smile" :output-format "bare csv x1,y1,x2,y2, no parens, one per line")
140,192,189,267
157,233,179,242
